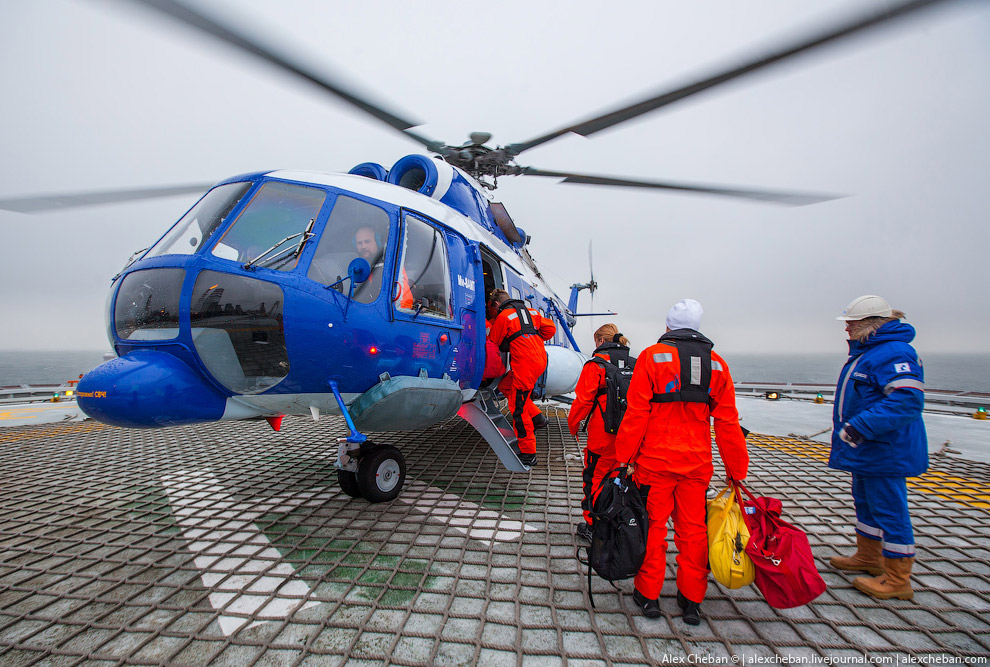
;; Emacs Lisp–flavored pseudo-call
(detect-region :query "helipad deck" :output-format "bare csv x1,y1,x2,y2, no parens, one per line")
1,412,988,665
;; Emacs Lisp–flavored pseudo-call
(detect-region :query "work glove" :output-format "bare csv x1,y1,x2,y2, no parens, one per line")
839,423,864,447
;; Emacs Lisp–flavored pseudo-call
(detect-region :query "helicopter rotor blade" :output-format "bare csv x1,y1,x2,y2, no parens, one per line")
506,0,955,156
0,183,213,214
126,0,447,153
518,168,842,207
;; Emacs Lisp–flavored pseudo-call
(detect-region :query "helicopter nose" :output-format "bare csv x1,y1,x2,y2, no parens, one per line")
76,349,227,428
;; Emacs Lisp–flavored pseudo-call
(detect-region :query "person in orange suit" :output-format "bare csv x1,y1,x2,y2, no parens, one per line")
615,299,748,624
568,323,635,542
487,289,556,466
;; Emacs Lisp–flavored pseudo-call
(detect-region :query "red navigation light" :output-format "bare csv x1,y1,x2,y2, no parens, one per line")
369,346,379,355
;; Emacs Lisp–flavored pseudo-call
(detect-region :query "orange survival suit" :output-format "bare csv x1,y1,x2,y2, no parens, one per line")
488,299,556,456
614,328,748,605
568,340,635,525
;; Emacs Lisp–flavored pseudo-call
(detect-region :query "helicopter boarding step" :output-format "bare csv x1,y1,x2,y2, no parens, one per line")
457,386,529,472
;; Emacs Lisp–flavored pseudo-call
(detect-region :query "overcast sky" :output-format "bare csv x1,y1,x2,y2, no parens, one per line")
1,0,988,359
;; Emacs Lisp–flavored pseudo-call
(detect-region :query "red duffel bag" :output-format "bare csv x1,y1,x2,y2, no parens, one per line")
734,480,826,609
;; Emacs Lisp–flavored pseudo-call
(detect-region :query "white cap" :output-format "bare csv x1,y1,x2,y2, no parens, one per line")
666,299,703,331
836,295,893,321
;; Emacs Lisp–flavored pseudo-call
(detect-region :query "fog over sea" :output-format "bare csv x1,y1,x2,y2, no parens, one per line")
1,350,988,394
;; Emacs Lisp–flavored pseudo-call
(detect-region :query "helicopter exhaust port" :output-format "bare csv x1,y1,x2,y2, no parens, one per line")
347,162,389,181
75,349,227,428
386,154,495,232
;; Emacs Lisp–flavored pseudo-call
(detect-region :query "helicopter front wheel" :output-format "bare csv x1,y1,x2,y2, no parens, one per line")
337,469,362,498
357,445,406,503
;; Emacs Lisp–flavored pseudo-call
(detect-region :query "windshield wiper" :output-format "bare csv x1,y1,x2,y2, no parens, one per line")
112,246,151,282
242,219,316,271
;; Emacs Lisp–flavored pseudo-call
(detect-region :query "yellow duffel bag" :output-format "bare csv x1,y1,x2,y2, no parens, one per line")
707,486,755,589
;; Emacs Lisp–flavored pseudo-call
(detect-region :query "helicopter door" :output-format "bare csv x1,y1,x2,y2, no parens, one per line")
392,211,483,389
447,236,484,390
480,247,503,302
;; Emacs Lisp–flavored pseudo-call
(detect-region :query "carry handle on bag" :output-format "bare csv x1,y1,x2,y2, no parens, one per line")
706,486,756,589
733,480,826,609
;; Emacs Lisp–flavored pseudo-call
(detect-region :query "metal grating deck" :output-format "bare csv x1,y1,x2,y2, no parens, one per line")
1,410,988,666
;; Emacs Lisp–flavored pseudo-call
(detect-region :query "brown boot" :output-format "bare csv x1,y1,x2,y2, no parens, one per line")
830,535,884,576
853,556,914,600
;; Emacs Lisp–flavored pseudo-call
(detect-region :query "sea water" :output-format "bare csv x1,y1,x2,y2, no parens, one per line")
1,349,988,393
729,352,990,393
0,350,110,386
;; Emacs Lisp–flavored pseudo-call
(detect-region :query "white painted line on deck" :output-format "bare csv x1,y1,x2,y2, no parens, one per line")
398,480,541,544
160,470,319,635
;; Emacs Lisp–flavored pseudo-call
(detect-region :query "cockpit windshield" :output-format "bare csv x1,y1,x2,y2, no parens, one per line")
147,182,251,258
211,181,326,271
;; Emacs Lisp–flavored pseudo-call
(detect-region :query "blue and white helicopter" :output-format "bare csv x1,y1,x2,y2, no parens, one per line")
1,0,951,502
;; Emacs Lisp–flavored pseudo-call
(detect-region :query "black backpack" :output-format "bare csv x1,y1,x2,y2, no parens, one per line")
585,344,636,434
583,468,649,607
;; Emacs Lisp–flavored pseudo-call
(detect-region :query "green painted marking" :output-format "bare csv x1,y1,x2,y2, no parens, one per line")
330,565,363,579
391,572,423,588
343,552,373,565
404,559,429,573
358,569,391,585
372,555,400,569
380,588,416,606
122,485,180,535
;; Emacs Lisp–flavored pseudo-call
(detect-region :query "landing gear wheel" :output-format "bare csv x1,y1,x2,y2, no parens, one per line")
357,445,406,503
337,469,362,498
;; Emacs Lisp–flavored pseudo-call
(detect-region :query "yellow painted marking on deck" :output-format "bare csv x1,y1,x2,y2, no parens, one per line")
1,404,77,419
0,420,112,445
743,431,990,512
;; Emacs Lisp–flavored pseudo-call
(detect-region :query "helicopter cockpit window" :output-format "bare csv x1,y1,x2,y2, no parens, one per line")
306,195,391,304
211,181,326,271
397,216,452,320
147,182,251,258
190,270,289,395
113,268,185,341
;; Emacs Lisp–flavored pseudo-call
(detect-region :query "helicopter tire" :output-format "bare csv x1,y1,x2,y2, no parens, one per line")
356,445,406,503
337,469,362,498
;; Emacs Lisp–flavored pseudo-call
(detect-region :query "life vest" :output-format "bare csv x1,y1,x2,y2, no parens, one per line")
496,299,539,353
649,332,714,409
586,340,637,435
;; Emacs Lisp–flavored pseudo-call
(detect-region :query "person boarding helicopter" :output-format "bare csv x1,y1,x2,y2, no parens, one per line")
487,289,556,467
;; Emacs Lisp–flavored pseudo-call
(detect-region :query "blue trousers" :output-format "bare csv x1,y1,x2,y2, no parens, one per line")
851,474,915,559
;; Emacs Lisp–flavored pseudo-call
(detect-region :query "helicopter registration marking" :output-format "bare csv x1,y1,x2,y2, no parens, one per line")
457,275,475,291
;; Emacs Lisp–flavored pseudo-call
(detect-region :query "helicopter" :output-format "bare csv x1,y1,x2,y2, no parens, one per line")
0,0,965,503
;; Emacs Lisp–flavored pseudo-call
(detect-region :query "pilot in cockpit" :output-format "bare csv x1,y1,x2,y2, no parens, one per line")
351,226,413,308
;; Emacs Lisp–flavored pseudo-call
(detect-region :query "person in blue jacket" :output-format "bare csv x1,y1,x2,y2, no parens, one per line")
829,295,927,601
